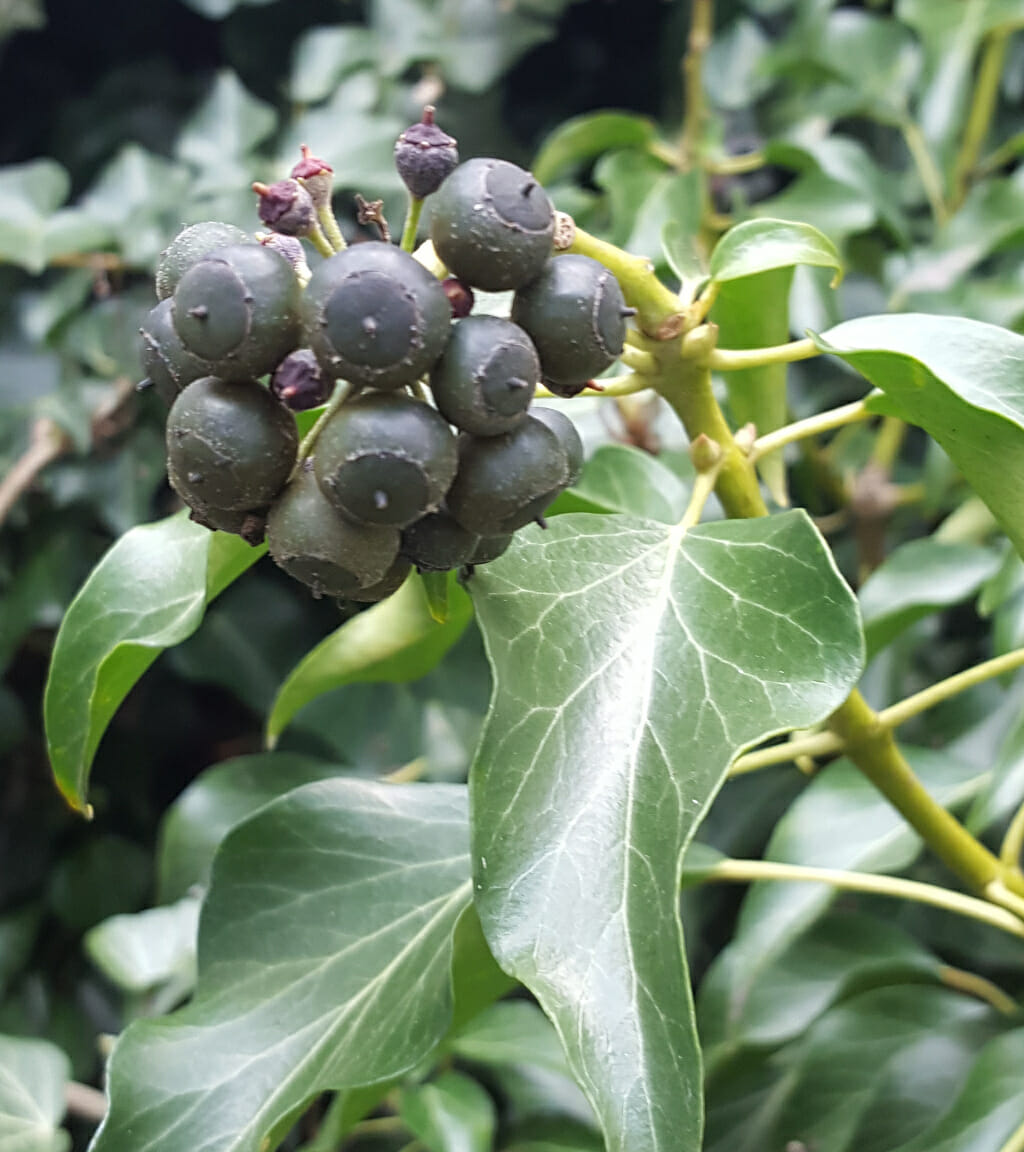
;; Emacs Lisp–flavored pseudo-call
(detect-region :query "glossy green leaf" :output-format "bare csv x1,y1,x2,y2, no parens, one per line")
92,780,475,1152
176,70,276,173
400,1071,496,1152
756,169,877,242
44,513,265,813
713,266,794,506
0,159,69,273
84,897,200,996
697,910,939,1060
626,170,702,265
452,1001,574,1078
470,511,864,1152
157,752,344,903
0,1034,70,1152
533,113,659,186
817,314,1024,561
709,217,842,286
550,444,690,523
889,1028,1024,1152
266,572,472,748
705,18,772,110
288,26,377,103
859,538,1002,658
698,747,987,1065
592,149,666,250
706,986,999,1152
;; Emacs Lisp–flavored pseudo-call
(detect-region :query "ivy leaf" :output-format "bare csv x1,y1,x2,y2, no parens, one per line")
534,113,660,186
859,538,1001,657
399,1071,497,1152
712,266,794,507
816,314,1024,561
44,513,264,814
176,70,276,176
888,1028,1024,1152
91,781,478,1152
157,752,345,902
0,159,70,273
84,898,200,998
549,444,690,523
0,1034,70,1152
698,747,988,1066
266,573,473,748
470,511,864,1152
708,217,843,287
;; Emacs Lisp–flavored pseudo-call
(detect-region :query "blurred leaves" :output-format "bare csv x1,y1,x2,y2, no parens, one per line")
0,1034,70,1152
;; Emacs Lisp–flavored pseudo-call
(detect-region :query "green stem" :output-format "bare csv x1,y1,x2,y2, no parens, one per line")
620,346,661,375
749,398,873,463
704,150,765,175
680,0,714,168
976,129,1024,178
938,965,1019,1016
732,646,1024,773
660,360,769,520
697,859,1024,941
307,219,336,259
953,28,1010,208
900,117,950,225
537,373,649,400
295,1095,352,1152
934,495,1000,545
1000,800,1024,872
708,336,821,372
291,380,352,477
316,203,346,253
401,196,425,253
827,690,1004,895
679,439,724,529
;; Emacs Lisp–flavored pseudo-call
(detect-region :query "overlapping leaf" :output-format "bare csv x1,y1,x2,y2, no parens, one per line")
470,511,864,1152
0,1035,70,1152
44,513,264,813
817,314,1024,560
92,780,482,1152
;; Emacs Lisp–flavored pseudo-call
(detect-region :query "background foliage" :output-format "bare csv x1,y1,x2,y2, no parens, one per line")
4,1,1024,1150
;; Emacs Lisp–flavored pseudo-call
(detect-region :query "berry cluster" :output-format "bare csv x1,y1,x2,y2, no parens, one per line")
138,110,631,606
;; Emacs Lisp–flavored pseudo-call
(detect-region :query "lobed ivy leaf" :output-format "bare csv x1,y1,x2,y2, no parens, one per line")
888,1028,1024,1152
0,1034,70,1152
287,26,377,103
705,986,1000,1152
157,752,345,902
91,780,487,1152
266,573,473,748
548,444,691,524
709,217,842,287
698,747,988,1067
533,112,660,186
859,537,1002,658
399,1070,497,1152
44,513,264,814
469,511,864,1152
816,314,1024,561
0,159,70,273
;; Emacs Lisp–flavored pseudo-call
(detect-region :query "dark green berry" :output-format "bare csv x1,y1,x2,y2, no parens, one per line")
301,242,451,390
155,221,252,301
429,315,538,437
139,298,211,406
166,376,298,511
267,464,400,598
314,392,457,528
469,533,513,565
527,405,584,486
430,158,554,292
511,255,629,392
346,555,413,603
401,510,479,572
172,244,300,377
446,415,572,535
185,502,267,546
